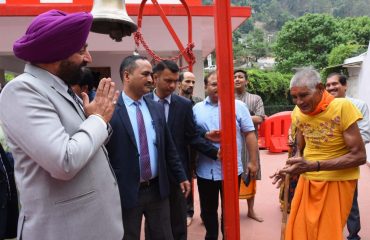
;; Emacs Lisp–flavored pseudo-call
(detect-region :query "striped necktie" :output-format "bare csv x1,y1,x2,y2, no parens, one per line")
158,99,168,122
67,87,84,113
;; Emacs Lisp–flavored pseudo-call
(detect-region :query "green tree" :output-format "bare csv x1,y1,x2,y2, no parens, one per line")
321,42,366,81
238,19,254,34
327,43,365,66
262,0,294,31
233,42,249,65
247,0,272,13
233,28,271,65
332,0,370,17
274,14,343,72
246,28,271,60
274,14,370,72
246,69,293,114
339,17,370,45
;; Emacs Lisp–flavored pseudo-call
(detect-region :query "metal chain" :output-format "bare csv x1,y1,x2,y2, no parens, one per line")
134,31,196,70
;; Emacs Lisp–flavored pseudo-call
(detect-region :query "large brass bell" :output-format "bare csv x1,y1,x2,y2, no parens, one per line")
90,0,138,42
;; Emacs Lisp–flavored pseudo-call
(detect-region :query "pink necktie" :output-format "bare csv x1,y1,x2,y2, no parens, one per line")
134,102,152,181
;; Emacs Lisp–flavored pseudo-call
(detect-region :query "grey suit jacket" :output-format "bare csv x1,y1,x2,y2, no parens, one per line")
0,64,123,240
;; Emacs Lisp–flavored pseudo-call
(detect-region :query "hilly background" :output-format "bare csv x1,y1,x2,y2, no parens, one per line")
204,0,370,33
202,0,370,67
201,0,370,114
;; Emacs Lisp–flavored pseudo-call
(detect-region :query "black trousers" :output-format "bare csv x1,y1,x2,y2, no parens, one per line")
123,180,173,240
169,182,187,240
186,181,194,218
146,182,187,240
197,175,241,240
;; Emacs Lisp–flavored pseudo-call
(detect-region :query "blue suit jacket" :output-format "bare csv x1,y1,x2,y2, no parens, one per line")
145,93,218,180
106,92,187,209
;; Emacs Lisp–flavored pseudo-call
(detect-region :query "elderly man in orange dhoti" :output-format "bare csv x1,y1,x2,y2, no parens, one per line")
271,68,366,240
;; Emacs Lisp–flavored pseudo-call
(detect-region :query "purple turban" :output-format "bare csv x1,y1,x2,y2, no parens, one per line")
13,10,93,63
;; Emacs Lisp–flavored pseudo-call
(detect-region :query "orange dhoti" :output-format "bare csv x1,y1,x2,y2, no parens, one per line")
239,179,256,199
285,177,356,240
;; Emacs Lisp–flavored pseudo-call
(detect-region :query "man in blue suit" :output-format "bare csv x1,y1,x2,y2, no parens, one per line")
106,55,190,240
146,60,219,240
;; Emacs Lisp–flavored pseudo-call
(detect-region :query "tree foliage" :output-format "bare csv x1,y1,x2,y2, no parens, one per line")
320,43,365,81
332,0,370,18
5,73,15,83
339,17,370,46
238,19,254,34
247,29,271,59
327,43,365,66
253,0,294,31
245,69,292,106
233,28,271,65
274,14,342,72
274,14,370,72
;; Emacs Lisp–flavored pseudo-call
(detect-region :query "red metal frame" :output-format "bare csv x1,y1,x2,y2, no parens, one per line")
0,1,251,18
214,0,240,239
0,0,93,15
135,0,194,71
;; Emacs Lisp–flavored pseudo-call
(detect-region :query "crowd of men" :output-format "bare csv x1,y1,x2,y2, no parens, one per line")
0,9,368,240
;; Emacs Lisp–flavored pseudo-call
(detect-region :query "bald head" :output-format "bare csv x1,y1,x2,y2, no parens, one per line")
178,71,196,98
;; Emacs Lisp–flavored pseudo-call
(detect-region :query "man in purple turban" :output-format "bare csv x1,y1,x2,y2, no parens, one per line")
0,10,124,240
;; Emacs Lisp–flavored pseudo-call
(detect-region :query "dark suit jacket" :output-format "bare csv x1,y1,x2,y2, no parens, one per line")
106,93,187,209
145,93,218,180
0,143,18,239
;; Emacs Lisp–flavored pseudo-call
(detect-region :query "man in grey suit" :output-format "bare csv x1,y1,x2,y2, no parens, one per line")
0,10,123,240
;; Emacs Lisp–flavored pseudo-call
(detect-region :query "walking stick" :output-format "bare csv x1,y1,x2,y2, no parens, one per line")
281,173,290,240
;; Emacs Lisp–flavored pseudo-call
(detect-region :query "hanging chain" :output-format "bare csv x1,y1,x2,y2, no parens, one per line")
134,0,196,70
134,31,195,70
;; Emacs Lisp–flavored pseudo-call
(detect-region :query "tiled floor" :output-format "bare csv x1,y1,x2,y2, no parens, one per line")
187,150,370,240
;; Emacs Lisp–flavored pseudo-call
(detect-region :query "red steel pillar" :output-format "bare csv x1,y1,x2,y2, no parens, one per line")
214,0,240,239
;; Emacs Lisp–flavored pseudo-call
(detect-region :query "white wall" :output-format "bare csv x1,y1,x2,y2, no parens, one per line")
348,66,370,165
357,44,370,165
343,46,370,166
346,67,361,98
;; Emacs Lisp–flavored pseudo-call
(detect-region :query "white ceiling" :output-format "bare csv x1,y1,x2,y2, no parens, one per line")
0,15,247,59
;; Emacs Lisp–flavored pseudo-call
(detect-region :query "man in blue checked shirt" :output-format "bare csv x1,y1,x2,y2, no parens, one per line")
192,70,258,240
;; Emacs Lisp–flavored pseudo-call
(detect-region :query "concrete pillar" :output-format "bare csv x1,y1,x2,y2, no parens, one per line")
192,50,205,99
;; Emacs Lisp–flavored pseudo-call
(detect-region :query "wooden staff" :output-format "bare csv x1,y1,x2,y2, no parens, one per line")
281,173,290,240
